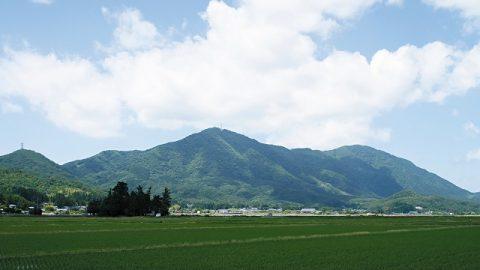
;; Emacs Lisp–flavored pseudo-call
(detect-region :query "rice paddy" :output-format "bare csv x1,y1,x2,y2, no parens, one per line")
1,216,480,269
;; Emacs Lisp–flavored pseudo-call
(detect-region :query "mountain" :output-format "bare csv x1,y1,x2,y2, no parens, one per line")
64,128,355,208
60,128,477,208
325,145,471,200
0,149,73,179
0,128,476,209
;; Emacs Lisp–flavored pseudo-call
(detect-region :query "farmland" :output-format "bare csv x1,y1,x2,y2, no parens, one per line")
1,216,480,269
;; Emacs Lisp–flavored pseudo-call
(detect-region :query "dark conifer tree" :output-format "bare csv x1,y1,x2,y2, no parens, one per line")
91,182,171,217
103,182,130,216
87,199,101,216
160,187,171,216
151,195,164,215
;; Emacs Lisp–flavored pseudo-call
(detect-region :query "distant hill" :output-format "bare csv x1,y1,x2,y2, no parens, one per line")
0,150,95,206
57,128,478,209
353,190,479,214
0,149,73,179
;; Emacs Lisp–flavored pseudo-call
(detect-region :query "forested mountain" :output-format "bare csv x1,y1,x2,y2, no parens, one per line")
0,128,477,209
0,150,95,207
0,149,73,179
56,128,478,209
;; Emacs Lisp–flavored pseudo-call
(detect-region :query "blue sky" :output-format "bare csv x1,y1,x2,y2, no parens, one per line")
1,0,480,191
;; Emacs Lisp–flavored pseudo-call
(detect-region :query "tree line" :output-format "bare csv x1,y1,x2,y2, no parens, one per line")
87,181,172,217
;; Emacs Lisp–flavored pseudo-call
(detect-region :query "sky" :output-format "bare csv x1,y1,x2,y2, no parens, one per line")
0,0,480,192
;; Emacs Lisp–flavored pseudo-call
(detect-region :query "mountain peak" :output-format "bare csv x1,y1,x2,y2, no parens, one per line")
200,127,223,133
181,127,258,145
4,148,51,161
198,127,241,136
331,145,383,154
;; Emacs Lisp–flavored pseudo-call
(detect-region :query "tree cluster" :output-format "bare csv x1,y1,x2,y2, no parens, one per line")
87,181,171,217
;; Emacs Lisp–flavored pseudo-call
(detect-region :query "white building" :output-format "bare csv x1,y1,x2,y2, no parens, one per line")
300,208,316,214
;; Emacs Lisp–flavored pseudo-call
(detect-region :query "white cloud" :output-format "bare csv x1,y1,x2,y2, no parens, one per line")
423,0,480,32
424,0,480,17
31,0,53,5
1,1,480,149
0,50,122,138
99,8,162,52
465,121,480,135
467,148,480,161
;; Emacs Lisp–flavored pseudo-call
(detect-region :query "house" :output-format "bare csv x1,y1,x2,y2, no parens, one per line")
8,204,16,209
300,208,316,214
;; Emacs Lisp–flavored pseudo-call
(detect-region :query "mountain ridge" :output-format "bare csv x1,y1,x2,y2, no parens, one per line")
325,145,471,200
1,128,477,209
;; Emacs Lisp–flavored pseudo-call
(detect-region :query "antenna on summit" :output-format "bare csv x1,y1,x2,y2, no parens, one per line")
20,143,24,150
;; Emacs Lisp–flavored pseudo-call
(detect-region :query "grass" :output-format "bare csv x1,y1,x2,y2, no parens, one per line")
1,216,480,269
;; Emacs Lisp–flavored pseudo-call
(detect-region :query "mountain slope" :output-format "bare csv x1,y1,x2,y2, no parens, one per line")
0,150,95,201
63,128,472,208
325,145,471,200
0,169,89,195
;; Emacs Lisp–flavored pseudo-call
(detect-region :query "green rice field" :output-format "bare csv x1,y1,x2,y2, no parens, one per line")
1,216,480,269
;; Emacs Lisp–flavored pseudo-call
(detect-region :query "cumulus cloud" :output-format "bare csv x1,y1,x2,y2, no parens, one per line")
1,1,480,149
0,49,122,138
465,121,480,135
98,8,162,52
467,148,480,161
423,0,480,32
